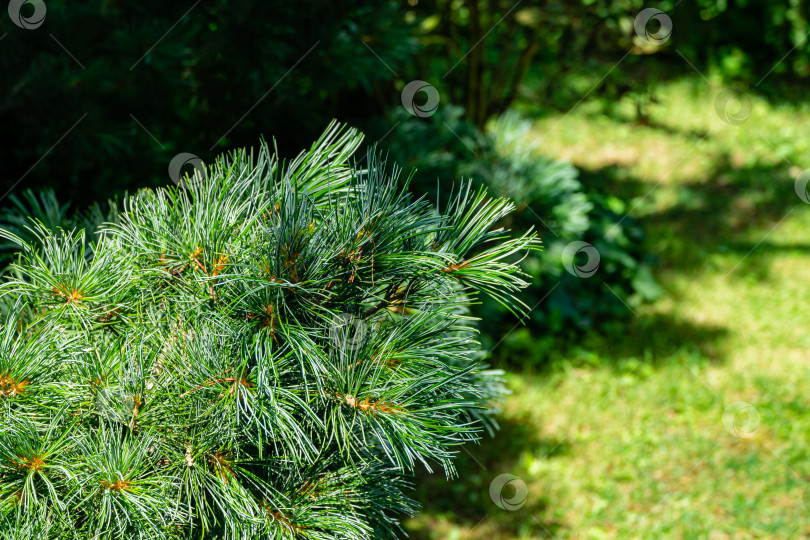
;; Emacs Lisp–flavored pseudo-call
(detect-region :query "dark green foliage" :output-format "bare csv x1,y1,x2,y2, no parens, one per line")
4,0,807,212
506,192,661,338
0,1,416,205
477,112,593,239
0,189,118,263
384,108,660,342
0,123,538,538
402,0,810,128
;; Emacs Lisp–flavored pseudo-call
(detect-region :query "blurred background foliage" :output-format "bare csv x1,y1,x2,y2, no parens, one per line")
0,0,416,201
2,0,808,342
3,1,810,536
2,0,808,369
3,0,809,204
8,0,798,343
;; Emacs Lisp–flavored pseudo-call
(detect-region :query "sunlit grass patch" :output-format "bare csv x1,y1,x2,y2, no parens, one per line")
406,77,810,539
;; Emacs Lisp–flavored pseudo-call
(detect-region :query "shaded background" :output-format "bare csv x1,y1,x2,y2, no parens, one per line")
3,0,806,204
3,1,810,537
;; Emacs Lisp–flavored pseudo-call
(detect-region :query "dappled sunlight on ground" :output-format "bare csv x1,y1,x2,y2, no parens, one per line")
405,78,810,539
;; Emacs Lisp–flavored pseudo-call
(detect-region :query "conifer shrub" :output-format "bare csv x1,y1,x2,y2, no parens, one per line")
0,122,539,539
384,108,660,341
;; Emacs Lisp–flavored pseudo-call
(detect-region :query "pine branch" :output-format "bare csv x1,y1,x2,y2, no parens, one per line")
0,121,537,539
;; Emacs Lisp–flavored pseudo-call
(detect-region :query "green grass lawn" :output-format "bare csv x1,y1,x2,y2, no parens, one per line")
404,78,810,539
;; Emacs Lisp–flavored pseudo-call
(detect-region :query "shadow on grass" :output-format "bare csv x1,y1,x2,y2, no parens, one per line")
491,311,730,375
577,156,806,278
585,107,713,141
486,150,808,373
572,312,730,367
477,147,805,374
406,416,569,538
